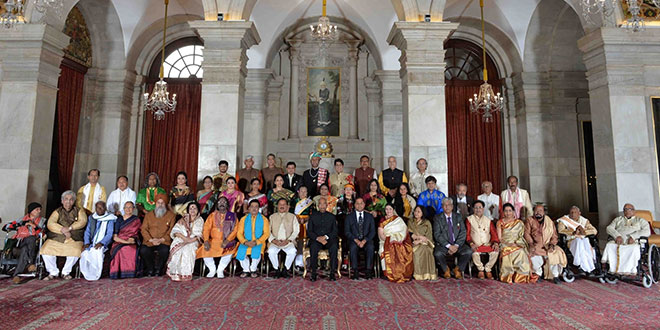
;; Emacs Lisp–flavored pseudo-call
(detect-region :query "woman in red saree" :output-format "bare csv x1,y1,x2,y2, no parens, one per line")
109,202,141,279
378,204,414,283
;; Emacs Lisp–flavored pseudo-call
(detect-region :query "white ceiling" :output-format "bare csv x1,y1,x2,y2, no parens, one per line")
101,0,585,71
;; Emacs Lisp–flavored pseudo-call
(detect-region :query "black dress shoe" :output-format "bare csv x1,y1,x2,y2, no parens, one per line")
329,274,337,281
310,274,317,282
553,277,561,284
273,270,281,278
351,272,360,280
365,271,373,280
281,270,290,278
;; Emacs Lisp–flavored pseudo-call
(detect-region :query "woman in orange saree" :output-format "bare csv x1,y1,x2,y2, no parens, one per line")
378,204,413,283
497,203,536,283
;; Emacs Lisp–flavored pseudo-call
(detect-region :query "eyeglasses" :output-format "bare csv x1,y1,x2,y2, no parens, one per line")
623,208,635,211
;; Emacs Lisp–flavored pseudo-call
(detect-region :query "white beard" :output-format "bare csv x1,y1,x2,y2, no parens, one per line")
154,206,166,218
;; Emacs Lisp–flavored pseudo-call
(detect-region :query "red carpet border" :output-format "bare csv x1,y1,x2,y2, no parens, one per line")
0,276,659,329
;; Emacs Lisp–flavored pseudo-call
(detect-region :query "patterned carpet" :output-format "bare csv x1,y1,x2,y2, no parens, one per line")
1,275,659,330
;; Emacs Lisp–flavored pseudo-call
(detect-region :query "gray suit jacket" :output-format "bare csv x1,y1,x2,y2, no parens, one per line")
432,212,466,251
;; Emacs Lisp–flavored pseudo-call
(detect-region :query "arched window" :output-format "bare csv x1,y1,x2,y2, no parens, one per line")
163,45,204,78
444,39,499,83
148,37,203,81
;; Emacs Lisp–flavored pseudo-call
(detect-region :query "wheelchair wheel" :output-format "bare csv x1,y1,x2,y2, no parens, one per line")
562,269,575,283
648,244,660,283
643,273,653,288
601,273,618,284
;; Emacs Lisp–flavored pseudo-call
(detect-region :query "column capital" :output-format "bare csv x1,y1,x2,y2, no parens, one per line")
387,21,459,52
188,20,260,50
0,23,69,87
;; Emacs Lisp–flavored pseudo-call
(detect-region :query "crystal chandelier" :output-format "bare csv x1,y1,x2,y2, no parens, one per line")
143,0,176,120
469,0,504,123
0,0,24,29
580,0,660,32
310,0,338,43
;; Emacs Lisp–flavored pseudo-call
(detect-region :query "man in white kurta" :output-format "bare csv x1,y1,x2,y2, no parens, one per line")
465,201,499,279
500,176,533,220
409,158,430,198
477,181,500,220
602,204,651,275
80,201,116,281
267,199,299,278
557,206,598,273
76,169,107,215
106,175,137,216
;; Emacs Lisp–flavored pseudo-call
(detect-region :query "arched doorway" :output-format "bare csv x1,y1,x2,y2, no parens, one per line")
142,37,203,192
445,38,503,198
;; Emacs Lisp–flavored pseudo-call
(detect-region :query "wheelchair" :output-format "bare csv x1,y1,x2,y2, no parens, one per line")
0,228,45,281
557,233,603,283
599,236,656,288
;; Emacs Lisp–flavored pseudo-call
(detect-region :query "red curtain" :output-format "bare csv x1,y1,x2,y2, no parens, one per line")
55,63,86,191
445,83,503,198
143,82,201,192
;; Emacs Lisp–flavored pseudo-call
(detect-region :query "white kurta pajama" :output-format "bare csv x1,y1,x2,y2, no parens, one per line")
167,217,204,281
557,215,598,273
267,212,299,270
80,213,116,281
601,216,651,275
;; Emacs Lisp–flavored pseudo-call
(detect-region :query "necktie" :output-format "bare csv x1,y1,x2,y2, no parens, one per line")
447,216,455,244
357,212,364,240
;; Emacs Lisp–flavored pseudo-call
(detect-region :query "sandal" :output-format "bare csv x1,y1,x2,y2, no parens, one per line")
62,274,73,280
43,275,56,281
250,272,259,278
240,272,250,278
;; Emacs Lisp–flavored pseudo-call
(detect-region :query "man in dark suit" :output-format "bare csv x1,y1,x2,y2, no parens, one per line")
450,183,475,217
283,161,302,192
344,197,376,280
307,197,339,281
432,198,472,279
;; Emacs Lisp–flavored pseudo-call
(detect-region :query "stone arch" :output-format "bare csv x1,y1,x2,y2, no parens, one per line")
444,16,523,79
264,16,384,71
524,0,586,73
202,0,257,21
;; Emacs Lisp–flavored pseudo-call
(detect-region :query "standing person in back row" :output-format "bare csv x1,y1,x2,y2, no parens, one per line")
76,169,107,216
354,155,376,197
302,152,328,197
236,155,262,194
260,153,284,193
500,176,533,220
378,156,408,195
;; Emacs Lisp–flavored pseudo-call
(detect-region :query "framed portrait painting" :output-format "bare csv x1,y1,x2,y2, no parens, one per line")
307,67,340,136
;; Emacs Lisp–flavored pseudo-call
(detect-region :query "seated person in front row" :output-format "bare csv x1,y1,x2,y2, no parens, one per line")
167,202,204,281
236,200,270,278
80,201,116,281
432,198,471,279
109,202,141,279
307,198,339,282
525,205,567,283
345,197,376,280
41,191,88,280
557,206,598,275
465,201,499,279
197,197,239,278
3,202,46,284
379,204,414,283
601,203,651,275
140,193,176,276
267,198,299,278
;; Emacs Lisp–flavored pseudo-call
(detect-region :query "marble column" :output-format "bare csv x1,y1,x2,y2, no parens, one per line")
72,68,136,190
0,24,69,219
375,70,403,172
189,20,260,180
387,22,458,192
286,39,302,139
364,75,383,169
579,27,660,234
244,69,273,167
346,40,360,140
